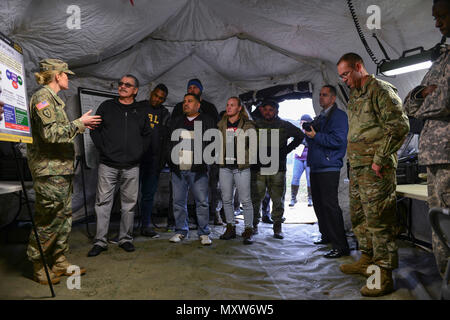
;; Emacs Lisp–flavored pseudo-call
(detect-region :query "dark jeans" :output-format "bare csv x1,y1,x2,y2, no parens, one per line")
139,164,159,229
310,171,349,252
208,165,222,219
167,173,175,226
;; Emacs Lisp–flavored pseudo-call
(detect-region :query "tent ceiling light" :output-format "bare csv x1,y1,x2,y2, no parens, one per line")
377,37,446,77
378,47,432,76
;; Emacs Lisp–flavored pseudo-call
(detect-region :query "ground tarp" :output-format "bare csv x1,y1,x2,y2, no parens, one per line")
0,218,443,300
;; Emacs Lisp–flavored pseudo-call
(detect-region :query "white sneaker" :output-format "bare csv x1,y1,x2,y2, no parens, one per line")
200,235,212,246
169,234,185,243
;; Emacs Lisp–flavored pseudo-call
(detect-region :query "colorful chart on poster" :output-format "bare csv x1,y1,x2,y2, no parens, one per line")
0,33,32,143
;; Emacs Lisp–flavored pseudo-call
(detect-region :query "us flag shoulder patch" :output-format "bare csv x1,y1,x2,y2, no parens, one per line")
36,101,50,110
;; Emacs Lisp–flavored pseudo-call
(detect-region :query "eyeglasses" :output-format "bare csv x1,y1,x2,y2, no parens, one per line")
118,81,135,88
339,70,353,80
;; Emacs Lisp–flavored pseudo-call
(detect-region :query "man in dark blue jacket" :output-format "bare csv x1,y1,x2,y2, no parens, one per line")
305,85,350,258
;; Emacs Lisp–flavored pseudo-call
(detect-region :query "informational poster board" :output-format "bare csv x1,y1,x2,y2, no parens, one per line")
78,87,118,168
0,33,32,144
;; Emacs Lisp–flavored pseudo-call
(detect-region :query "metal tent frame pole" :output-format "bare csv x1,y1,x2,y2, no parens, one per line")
11,142,55,298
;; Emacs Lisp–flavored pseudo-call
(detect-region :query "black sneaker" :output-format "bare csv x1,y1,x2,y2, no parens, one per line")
313,238,330,245
141,228,160,238
324,249,350,259
87,245,107,257
119,242,135,252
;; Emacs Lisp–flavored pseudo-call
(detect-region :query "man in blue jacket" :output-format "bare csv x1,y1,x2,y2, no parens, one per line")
305,85,350,258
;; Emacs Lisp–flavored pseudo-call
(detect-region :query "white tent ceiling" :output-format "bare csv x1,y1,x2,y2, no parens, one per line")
0,0,440,113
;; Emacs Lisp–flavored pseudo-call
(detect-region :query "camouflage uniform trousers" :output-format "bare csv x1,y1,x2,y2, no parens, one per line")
427,164,450,277
251,171,286,225
349,165,398,270
27,175,73,262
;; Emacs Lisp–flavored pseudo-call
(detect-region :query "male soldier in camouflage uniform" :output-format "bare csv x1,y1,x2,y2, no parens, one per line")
404,0,450,278
337,53,409,297
27,59,101,284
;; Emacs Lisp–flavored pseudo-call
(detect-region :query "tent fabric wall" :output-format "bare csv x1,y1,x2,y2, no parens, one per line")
1,0,438,110
0,0,439,224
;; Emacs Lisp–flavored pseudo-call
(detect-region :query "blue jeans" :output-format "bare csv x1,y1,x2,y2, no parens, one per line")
172,171,210,237
139,164,159,229
219,168,253,228
291,158,310,187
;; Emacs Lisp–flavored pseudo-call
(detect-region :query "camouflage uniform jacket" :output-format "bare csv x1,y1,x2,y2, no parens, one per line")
347,75,409,168
27,85,85,177
404,45,450,166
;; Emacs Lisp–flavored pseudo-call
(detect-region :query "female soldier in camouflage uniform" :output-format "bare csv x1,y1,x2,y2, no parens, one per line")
27,59,101,284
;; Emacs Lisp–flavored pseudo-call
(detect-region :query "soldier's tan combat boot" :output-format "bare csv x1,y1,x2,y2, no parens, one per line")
33,261,60,285
360,267,395,297
339,253,373,277
52,255,86,277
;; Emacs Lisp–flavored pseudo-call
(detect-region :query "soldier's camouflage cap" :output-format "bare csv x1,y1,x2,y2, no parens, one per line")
39,58,75,75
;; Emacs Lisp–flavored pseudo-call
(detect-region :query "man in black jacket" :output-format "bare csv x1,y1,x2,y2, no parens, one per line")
168,93,217,245
138,84,170,238
250,104,274,224
251,100,304,238
88,74,151,256
171,79,222,226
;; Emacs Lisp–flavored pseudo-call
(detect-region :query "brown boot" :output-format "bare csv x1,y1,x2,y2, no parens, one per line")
52,255,86,277
33,261,60,285
360,267,395,297
273,222,284,239
219,224,236,240
339,253,373,277
242,227,254,245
